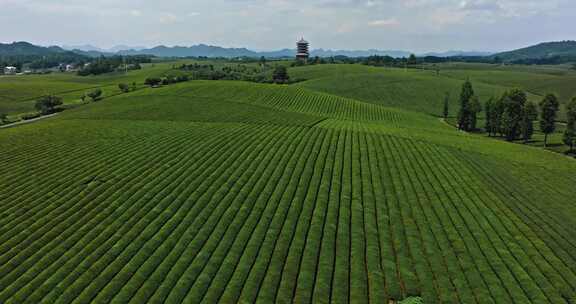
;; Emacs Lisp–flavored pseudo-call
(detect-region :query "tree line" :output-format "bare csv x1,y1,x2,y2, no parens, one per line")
450,80,576,152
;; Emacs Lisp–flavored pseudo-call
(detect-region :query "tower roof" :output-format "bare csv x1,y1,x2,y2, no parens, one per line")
297,38,308,44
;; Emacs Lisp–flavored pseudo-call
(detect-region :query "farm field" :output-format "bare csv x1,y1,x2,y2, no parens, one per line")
0,60,194,116
1,70,576,304
291,63,576,118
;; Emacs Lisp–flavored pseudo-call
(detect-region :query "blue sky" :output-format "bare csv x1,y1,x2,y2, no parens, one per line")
0,0,574,52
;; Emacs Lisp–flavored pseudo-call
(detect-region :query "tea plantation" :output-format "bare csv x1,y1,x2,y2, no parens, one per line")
1,67,575,303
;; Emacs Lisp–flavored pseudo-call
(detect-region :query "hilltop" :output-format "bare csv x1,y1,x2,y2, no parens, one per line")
491,41,576,63
0,42,70,57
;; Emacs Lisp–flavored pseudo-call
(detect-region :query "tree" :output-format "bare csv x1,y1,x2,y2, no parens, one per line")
87,89,102,102
118,83,130,93
35,95,63,115
490,96,505,137
539,93,560,147
457,80,475,131
469,96,482,130
443,92,450,119
408,54,417,65
0,113,7,124
484,97,493,135
272,66,289,84
145,77,162,87
521,101,538,143
501,89,526,141
563,97,576,152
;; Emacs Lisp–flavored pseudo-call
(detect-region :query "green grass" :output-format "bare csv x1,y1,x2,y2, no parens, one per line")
292,64,544,117
1,64,576,304
0,61,186,116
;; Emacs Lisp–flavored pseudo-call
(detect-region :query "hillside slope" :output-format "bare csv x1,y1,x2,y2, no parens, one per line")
0,79,575,304
491,41,576,62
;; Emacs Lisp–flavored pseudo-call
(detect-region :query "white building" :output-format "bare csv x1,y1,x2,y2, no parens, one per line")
66,64,75,72
3,66,17,75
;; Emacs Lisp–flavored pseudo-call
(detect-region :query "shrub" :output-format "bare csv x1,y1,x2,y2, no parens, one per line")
35,95,63,115
118,83,130,93
21,112,41,120
87,89,103,102
144,77,162,87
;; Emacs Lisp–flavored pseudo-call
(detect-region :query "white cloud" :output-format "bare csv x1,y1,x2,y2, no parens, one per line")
159,12,178,24
0,0,573,53
369,18,400,27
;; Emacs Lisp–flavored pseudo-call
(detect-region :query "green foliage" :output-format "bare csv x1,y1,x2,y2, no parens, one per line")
77,56,151,76
539,94,560,146
87,89,103,102
0,112,6,124
34,94,63,115
20,112,41,120
272,65,289,83
501,89,527,141
521,101,538,142
457,80,476,131
469,95,482,130
563,97,576,151
118,83,130,93
144,77,162,87
443,92,450,119
485,97,494,135
399,296,424,304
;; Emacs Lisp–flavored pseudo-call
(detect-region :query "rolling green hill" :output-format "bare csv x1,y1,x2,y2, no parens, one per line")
490,41,576,63
1,74,576,304
0,61,187,116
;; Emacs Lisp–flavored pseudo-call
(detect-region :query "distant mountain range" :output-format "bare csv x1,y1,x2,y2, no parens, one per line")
0,41,70,57
115,45,416,58
112,45,493,59
421,50,494,57
0,41,86,61
62,44,147,53
3,40,576,64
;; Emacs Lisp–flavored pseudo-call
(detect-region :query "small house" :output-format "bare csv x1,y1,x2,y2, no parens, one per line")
3,66,17,75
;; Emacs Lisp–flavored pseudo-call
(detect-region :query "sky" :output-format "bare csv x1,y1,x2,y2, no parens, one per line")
0,0,574,52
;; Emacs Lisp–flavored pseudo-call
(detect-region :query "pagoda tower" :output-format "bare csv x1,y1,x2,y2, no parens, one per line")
296,38,310,61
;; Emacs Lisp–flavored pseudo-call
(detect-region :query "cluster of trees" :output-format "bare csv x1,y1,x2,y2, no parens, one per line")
177,62,266,81
174,62,302,84
563,98,576,152
77,55,150,76
456,81,482,131
35,95,63,115
144,75,190,87
454,81,576,152
483,89,539,142
118,82,137,93
1,53,87,71
290,56,349,67
80,89,103,102
272,66,289,84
